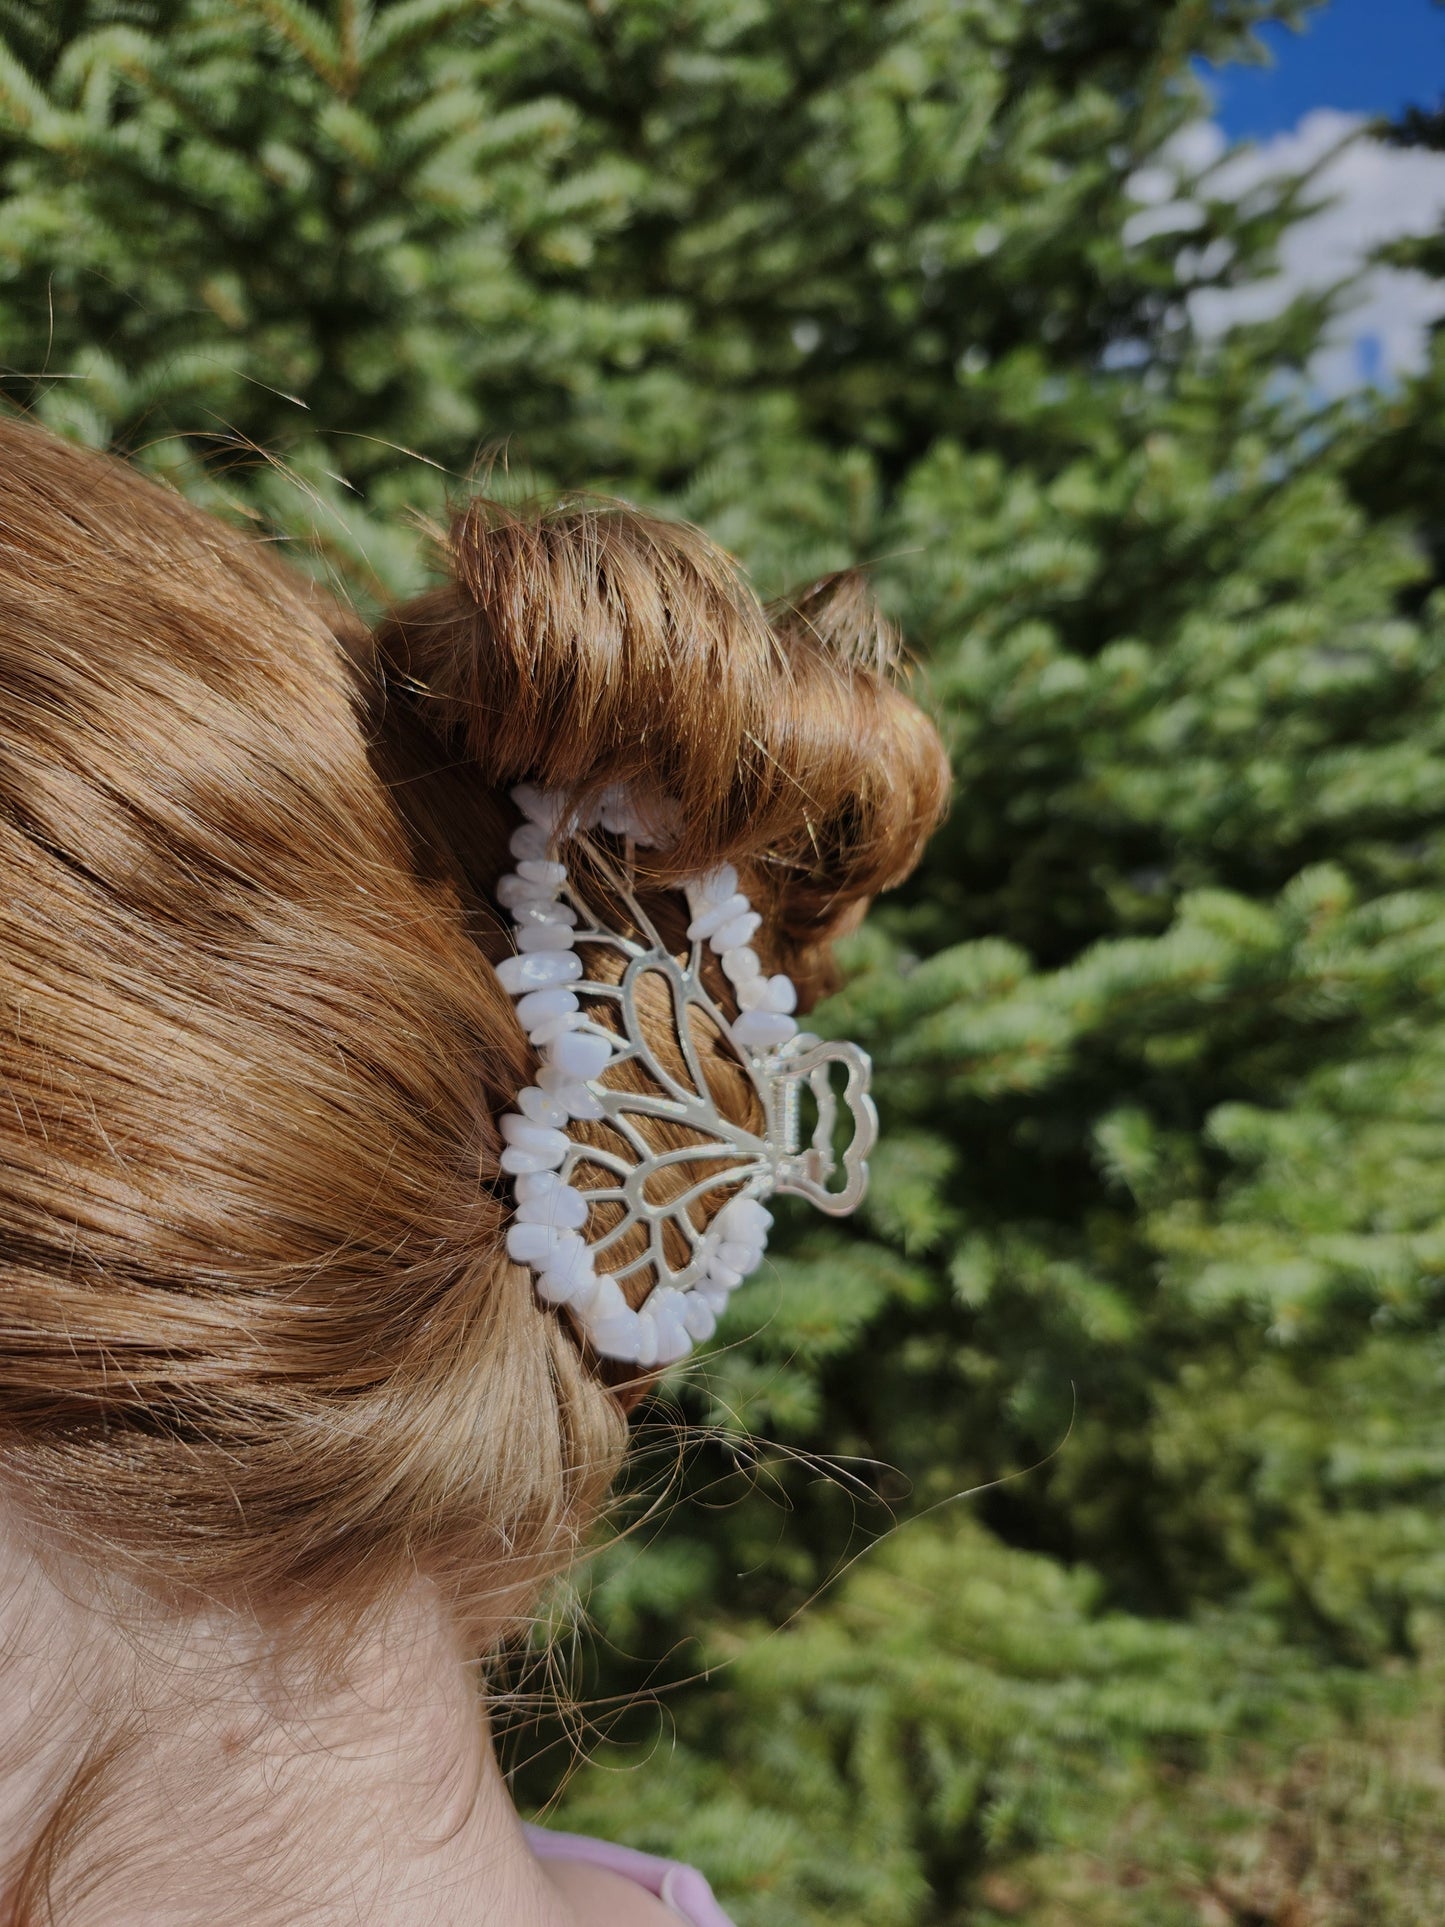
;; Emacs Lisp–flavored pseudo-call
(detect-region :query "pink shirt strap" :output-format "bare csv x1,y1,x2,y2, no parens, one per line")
523,1823,737,1927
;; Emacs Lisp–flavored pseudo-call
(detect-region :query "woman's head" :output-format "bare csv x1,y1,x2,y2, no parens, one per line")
0,417,948,1654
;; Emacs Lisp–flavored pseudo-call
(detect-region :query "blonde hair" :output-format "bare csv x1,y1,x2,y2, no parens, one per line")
0,419,948,1912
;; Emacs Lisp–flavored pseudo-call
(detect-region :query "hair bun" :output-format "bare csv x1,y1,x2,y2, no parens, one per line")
374,497,949,924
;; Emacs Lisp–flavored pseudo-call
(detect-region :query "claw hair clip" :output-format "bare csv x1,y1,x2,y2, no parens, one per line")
494,785,878,1367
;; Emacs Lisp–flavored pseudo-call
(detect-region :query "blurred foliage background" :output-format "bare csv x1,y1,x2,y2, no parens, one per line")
3,1,1445,1920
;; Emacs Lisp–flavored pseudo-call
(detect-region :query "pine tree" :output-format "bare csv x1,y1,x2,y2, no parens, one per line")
4,4,1445,1922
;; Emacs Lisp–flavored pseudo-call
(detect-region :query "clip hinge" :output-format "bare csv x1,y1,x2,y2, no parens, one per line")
769,1036,878,1216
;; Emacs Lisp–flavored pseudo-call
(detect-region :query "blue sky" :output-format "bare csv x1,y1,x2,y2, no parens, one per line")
1201,0,1443,140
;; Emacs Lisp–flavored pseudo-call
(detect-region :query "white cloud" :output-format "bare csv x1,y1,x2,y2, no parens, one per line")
1177,109,1445,392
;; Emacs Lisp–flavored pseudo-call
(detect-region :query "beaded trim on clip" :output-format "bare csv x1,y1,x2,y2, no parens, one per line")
492,783,877,1368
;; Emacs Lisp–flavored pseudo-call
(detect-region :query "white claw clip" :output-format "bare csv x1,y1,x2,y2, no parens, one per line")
494,785,878,1368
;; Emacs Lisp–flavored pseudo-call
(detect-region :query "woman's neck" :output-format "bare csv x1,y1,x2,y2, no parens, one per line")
0,1539,580,1926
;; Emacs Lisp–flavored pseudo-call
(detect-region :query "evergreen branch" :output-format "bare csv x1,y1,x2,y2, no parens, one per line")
336,0,369,96
360,0,499,73
0,1,60,72
0,36,54,134
221,0,345,92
